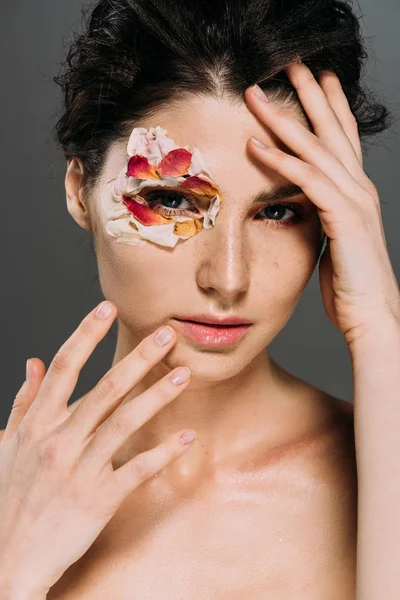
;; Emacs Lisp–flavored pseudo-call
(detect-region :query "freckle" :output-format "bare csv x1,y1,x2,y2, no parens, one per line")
273,261,279,268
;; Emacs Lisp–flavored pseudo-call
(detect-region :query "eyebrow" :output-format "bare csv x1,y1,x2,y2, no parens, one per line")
251,182,305,204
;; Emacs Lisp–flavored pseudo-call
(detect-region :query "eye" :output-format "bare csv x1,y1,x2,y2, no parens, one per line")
255,203,306,229
145,190,201,217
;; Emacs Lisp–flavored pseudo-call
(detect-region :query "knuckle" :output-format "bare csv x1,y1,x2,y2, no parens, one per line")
293,71,314,92
348,112,359,129
365,181,379,200
16,421,36,447
95,374,121,401
301,164,319,186
108,411,130,439
308,135,323,151
128,455,150,482
12,388,27,410
50,350,71,375
136,341,151,364
157,379,175,405
38,436,65,469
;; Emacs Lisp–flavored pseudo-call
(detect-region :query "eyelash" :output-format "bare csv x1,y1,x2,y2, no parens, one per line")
144,190,307,229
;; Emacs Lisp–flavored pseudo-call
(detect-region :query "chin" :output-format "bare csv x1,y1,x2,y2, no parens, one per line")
161,335,266,383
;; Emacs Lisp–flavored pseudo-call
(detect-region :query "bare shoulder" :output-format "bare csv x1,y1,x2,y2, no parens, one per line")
282,376,356,468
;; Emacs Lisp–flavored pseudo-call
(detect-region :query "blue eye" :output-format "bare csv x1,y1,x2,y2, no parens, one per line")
145,190,201,217
145,190,307,229
255,203,306,229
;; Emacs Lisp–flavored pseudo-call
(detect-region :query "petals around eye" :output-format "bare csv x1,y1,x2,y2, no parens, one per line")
122,195,175,225
157,148,192,178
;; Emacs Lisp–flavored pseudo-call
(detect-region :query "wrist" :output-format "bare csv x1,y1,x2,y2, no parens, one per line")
0,588,48,600
346,313,400,369
346,312,400,354
0,575,48,600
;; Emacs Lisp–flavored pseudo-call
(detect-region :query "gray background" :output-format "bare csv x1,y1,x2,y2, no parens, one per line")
1,0,398,428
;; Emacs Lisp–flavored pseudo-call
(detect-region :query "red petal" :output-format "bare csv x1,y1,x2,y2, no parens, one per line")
157,149,192,178
122,196,174,225
127,155,160,180
179,176,221,197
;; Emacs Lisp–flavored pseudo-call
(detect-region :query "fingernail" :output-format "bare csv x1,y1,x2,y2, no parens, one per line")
26,359,31,380
250,136,267,149
95,301,113,320
169,367,191,385
155,326,174,346
180,430,196,445
252,84,269,103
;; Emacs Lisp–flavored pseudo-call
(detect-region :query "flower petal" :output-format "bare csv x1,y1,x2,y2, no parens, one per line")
127,126,177,166
188,147,215,181
127,155,161,180
157,148,192,178
179,176,221,197
106,219,147,247
122,195,174,225
203,195,221,229
174,218,203,238
130,218,181,248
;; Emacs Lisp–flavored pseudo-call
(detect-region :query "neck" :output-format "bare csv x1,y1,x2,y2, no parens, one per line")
110,320,325,488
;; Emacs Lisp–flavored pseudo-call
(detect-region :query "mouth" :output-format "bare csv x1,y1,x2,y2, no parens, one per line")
172,317,252,346
174,314,253,326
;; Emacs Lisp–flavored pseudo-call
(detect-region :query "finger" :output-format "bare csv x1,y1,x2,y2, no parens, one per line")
79,364,191,470
26,301,117,428
111,428,196,502
63,324,179,442
67,393,88,414
285,62,364,178
245,87,366,202
317,70,363,167
1,358,47,444
246,143,360,236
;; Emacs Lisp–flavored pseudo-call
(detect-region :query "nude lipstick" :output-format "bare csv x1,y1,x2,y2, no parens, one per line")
172,315,252,347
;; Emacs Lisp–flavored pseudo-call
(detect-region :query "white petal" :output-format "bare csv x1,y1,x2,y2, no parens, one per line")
127,125,179,167
203,195,221,229
106,219,146,246
188,147,215,180
131,218,180,248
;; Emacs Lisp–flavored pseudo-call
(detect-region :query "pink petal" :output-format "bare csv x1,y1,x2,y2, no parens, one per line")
127,155,160,180
179,176,221,197
122,195,174,225
157,148,192,178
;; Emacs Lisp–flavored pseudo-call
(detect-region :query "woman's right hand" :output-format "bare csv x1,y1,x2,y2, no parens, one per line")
0,301,195,597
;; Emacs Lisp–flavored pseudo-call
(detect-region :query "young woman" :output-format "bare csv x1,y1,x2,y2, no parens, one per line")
1,0,399,598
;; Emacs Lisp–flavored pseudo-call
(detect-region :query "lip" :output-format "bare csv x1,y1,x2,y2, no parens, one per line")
172,318,252,347
174,314,253,325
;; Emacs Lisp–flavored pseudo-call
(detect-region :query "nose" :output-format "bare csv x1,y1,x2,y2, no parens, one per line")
195,213,251,304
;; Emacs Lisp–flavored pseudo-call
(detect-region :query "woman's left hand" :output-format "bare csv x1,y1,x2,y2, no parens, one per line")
244,61,400,346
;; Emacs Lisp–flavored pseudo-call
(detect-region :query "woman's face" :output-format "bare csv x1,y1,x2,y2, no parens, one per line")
71,95,323,381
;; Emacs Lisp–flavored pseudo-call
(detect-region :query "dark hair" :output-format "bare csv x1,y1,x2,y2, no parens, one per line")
53,0,393,192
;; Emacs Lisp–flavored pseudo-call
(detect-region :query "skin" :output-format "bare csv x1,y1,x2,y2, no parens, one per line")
2,60,396,596
0,73,360,597
65,94,330,478
34,91,358,597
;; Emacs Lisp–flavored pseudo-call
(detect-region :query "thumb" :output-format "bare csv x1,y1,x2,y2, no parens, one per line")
1,358,47,444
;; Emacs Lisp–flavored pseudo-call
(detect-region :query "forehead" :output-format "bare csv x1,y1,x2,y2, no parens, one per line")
108,95,309,196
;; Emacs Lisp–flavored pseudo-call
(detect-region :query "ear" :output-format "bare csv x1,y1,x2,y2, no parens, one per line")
65,158,92,231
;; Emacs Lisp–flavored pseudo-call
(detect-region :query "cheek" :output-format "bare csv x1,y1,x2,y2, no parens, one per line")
94,232,188,333
253,220,321,309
